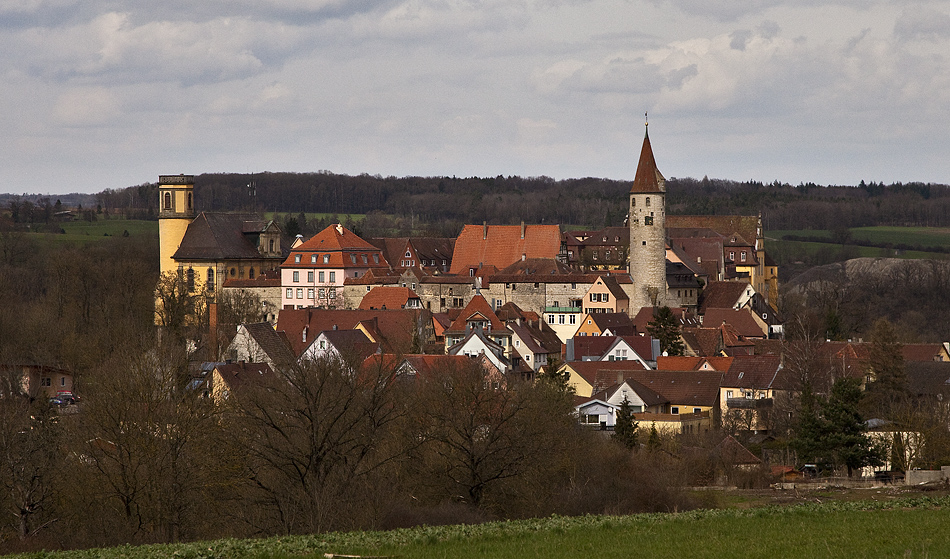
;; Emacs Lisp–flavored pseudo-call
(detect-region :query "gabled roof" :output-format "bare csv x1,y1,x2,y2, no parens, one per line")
450,224,561,274
681,327,724,357
591,275,629,301
667,215,760,248
446,328,507,357
174,212,283,261
655,355,734,371
239,322,296,365
721,355,783,389
565,360,647,390
631,306,699,334
306,329,379,362
630,125,665,194
359,286,420,310
703,308,767,338
509,322,560,354
714,436,762,466
589,380,669,408
907,361,950,397
445,295,507,334
902,344,948,362
625,370,721,407
214,362,277,394
699,281,754,313
298,223,379,252
277,308,423,356
585,312,636,335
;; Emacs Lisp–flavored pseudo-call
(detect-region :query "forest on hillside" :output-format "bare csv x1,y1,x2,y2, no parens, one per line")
83,173,950,236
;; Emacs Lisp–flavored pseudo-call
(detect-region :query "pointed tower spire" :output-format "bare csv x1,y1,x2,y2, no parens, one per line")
630,116,665,194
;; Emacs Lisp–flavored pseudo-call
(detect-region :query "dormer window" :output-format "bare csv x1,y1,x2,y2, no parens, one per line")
405,251,412,258
323,255,330,264
294,254,301,263
362,255,368,264
311,255,317,263
374,255,380,264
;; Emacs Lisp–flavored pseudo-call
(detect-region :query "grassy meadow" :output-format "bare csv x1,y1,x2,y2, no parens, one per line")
5,495,949,559
24,219,157,247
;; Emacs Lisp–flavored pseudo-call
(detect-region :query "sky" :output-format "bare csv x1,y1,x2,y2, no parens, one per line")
2,0,949,195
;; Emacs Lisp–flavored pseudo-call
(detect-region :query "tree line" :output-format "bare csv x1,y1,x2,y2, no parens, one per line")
89,172,950,232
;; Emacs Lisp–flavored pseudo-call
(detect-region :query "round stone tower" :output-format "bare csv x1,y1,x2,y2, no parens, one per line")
628,122,666,312
158,174,195,276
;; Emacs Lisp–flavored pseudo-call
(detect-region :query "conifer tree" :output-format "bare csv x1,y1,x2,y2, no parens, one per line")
612,397,639,450
647,306,684,356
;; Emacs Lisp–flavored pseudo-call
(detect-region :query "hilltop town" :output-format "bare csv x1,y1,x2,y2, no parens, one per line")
2,127,949,550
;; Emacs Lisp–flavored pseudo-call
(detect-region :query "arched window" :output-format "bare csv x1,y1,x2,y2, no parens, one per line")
206,268,215,291
645,197,651,207
187,268,195,292
163,192,171,210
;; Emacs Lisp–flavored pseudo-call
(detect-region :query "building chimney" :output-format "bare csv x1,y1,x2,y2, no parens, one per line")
521,253,526,261
483,221,488,240
521,221,525,239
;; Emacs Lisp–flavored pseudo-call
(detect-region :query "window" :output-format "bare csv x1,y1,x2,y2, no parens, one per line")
206,268,214,291
726,390,734,399
405,250,412,257
329,271,336,282
351,254,357,263
558,314,565,325
547,314,555,324
319,271,325,283
163,192,171,210
515,340,520,347
694,408,702,414
319,288,326,298
671,406,679,414
590,294,596,302
296,288,303,299
311,254,317,263
295,254,301,263
329,288,336,299
603,293,609,303
41,377,51,387
323,255,330,264
631,198,636,207
374,255,380,264
293,271,300,282
571,283,576,289
186,268,195,292
362,255,368,264
453,297,463,307
741,251,747,262
645,197,651,206
61,377,66,386
308,271,314,282
249,268,255,279
270,240,276,253
441,298,446,308
729,251,735,260
583,414,601,425
286,288,293,299
569,315,576,325
307,288,314,299
644,216,653,225
319,340,326,350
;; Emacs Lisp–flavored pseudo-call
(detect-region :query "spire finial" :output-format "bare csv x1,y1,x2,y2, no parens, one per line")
645,111,648,127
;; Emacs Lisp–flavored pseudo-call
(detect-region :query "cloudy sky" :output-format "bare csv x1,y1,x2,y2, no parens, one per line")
2,0,948,195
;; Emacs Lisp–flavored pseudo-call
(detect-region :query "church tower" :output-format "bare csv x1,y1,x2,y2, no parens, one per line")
628,120,666,312
158,174,195,276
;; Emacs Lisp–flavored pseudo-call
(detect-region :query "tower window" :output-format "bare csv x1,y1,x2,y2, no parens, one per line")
187,192,193,210
645,197,651,206
206,268,214,291
631,198,636,207
163,192,171,210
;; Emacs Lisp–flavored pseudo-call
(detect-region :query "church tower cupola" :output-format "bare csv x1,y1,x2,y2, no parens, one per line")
628,117,666,311
158,174,195,277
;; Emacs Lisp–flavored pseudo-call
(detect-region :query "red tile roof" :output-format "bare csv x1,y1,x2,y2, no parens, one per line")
277,308,424,356
703,308,767,338
359,286,420,310
450,224,561,274
667,215,760,249
445,295,507,334
625,370,721,407
283,224,387,268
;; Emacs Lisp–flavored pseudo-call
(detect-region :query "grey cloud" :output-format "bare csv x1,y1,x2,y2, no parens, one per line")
894,7,950,42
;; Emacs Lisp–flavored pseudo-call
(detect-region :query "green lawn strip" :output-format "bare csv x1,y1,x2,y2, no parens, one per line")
770,239,944,260
25,220,157,246
771,227,950,251
7,496,949,559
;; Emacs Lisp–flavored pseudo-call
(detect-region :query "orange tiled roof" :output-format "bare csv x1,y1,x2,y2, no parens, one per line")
445,295,507,334
359,286,420,310
450,224,561,274
283,224,387,268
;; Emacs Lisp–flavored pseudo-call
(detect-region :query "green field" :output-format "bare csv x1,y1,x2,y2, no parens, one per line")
24,219,157,246
772,226,950,249
6,495,950,559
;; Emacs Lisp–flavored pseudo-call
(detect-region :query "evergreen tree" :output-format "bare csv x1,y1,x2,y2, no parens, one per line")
824,377,885,477
647,422,662,452
647,306,684,356
864,318,909,419
612,397,639,450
